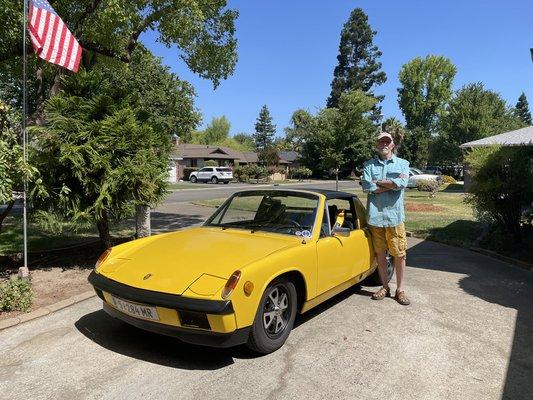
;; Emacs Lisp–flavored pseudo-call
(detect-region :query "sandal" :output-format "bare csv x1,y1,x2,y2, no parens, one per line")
395,290,410,306
371,286,390,300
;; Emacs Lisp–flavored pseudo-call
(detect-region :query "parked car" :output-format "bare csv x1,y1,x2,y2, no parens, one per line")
88,189,393,354
189,167,233,184
424,166,443,175
408,167,442,188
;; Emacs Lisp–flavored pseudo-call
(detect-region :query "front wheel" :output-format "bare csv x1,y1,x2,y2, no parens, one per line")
189,175,197,183
247,278,297,354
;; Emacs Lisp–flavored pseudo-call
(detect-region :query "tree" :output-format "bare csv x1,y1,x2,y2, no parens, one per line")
515,92,532,125
398,55,456,132
284,109,314,152
233,133,255,150
301,91,376,177
1,0,239,117
438,83,525,165
326,8,386,113
258,146,279,166
32,66,172,249
195,116,230,144
253,105,276,151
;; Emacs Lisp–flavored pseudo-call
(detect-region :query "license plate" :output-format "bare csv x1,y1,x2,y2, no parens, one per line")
110,295,160,321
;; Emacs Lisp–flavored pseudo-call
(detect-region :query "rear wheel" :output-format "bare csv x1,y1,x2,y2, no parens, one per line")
211,176,219,184
247,278,297,354
365,254,394,286
190,175,197,183
223,181,229,184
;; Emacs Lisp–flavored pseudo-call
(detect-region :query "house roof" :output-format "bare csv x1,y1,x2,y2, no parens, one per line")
460,126,533,148
277,151,301,162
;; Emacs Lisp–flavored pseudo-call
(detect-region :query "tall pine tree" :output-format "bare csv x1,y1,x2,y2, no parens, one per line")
326,8,386,111
515,92,532,125
253,105,276,151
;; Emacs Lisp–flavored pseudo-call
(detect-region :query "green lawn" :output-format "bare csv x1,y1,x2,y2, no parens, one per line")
0,215,134,255
193,185,484,249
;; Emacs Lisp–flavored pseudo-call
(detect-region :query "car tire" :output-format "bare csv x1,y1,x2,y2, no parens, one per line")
364,254,394,286
246,278,297,354
211,176,218,184
190,175,197,183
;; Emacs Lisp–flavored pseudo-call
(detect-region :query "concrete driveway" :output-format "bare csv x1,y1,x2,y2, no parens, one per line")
1,237,531,400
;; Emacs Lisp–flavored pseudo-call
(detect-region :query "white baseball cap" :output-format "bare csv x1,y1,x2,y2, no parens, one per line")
376,132,393,142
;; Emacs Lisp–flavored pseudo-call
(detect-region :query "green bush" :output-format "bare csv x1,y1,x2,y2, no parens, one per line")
291,167,312,180
204,159,218,167
416,179,439,197
183,167,198,180
233,164,268,182
465,146,533,240
0,277,33,312
441,174,456,184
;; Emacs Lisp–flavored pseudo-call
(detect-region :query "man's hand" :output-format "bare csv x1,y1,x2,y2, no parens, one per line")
373,187,390,194
376,179,397,190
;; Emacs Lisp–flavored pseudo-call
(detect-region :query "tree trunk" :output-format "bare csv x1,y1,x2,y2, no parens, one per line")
135,204,151,238
96,214,112,249
0,200,15,232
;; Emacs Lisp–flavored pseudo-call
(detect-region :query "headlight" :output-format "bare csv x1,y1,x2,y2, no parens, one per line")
221,270,241,299
95,249,111,270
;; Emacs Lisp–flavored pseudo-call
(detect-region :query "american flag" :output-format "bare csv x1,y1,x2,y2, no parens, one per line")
28,0,82,72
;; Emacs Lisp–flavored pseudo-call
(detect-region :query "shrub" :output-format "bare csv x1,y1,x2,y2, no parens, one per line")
232,166,248,182
441,175,456,184
465,146,533,241
267,165,286,175
0,277,33,312
183,167,198,180
416,179,439,197
291,167,312,180
204,160,218,167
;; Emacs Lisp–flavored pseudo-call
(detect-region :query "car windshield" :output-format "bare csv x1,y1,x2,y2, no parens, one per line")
204,191,319,237
410,167,423,175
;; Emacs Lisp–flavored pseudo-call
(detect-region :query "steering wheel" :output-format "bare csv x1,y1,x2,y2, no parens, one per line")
284,219,302,229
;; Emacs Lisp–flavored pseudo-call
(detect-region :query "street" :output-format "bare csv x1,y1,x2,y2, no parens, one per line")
1,236,532,400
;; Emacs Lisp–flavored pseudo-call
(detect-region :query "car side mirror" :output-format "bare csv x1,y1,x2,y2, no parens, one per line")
332,226,350,237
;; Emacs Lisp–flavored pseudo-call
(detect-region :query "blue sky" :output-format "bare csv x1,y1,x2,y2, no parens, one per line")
142,0,533,137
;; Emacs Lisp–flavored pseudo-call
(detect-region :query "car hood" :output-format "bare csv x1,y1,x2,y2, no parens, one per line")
98,227,299,296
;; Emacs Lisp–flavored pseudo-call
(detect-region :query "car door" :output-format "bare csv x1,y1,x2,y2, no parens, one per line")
315,198,371,294
198,167,210,181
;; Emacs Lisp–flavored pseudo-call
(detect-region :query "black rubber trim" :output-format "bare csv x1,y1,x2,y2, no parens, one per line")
103,303,250,348
88,271,233,315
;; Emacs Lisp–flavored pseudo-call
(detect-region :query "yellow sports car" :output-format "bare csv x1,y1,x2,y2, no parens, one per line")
88,189,393,354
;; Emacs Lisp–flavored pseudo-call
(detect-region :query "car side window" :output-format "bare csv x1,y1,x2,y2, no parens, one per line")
320,208,330,238
326,199,357,231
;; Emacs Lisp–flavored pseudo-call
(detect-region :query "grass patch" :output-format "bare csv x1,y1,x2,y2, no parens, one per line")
0,215,134,256
168,183,213,190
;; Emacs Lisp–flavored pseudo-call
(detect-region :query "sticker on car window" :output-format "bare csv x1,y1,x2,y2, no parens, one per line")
301,230,311,238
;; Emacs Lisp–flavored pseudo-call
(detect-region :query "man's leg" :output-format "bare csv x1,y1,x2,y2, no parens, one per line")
376,250,390,289
394,255,406,292
388,223,410,305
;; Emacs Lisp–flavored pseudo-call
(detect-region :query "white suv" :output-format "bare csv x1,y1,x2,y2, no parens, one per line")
189,167,233,184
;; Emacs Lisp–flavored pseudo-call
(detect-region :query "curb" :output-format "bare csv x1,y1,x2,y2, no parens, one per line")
469,246,533,271
0,290,96,331
406,230,532,271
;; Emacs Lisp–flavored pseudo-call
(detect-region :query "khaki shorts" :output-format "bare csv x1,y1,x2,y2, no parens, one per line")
368,223,407,258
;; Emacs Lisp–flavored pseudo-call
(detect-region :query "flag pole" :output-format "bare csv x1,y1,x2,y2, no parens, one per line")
19,0,29,279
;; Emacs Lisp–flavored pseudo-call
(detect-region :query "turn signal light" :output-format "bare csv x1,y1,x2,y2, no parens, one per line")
221,270,241,299
95,249,111,270
243,281,254,296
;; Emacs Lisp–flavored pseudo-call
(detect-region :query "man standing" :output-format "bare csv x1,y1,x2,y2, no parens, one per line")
361,132,410,305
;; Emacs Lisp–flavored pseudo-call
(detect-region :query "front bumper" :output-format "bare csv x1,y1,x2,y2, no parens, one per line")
88,271,250,348
102,302,250,348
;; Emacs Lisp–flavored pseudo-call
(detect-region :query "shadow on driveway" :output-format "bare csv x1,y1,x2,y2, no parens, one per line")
407,239,533,400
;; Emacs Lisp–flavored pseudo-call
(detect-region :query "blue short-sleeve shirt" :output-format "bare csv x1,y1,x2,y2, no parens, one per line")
361,155,410,227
